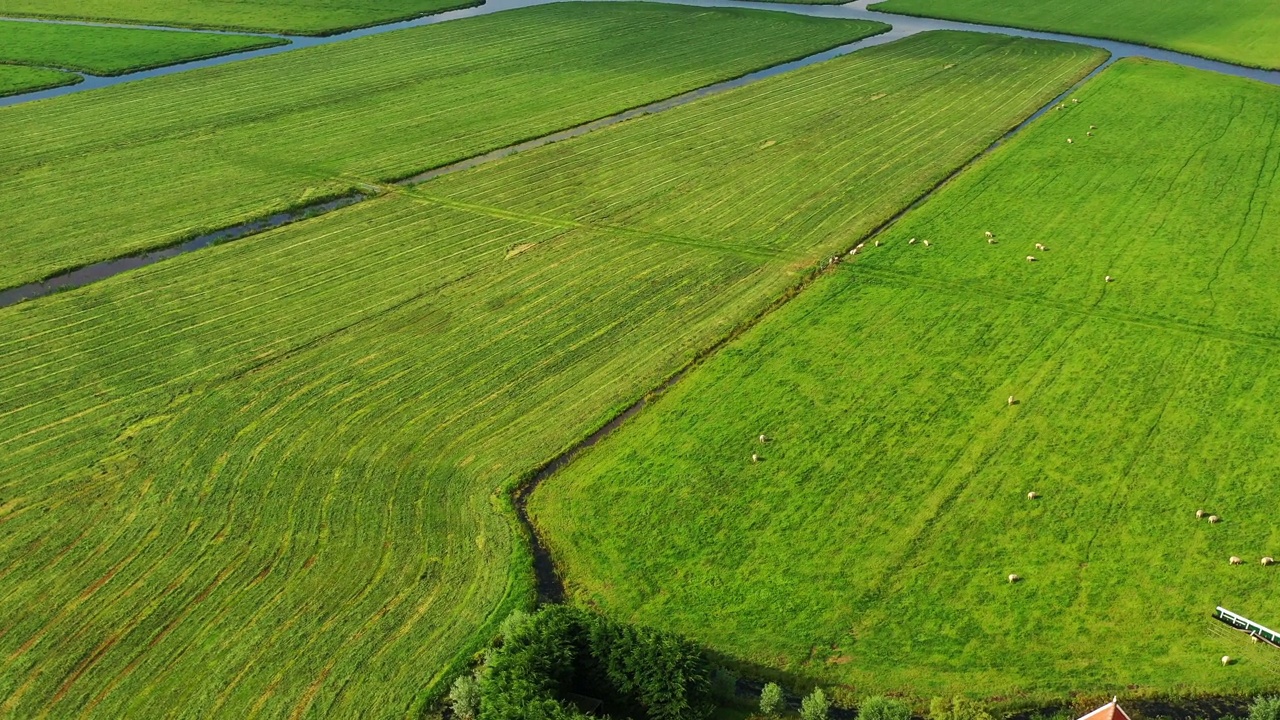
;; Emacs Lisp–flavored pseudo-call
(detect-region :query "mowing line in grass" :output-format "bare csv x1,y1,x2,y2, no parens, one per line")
0,31,1105,716
0,2,884,291
531,57,1280,699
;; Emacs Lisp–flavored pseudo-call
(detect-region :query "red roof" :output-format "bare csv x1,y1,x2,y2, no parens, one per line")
1077,700,1132,720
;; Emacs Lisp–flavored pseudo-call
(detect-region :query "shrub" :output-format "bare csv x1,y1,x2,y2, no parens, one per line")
710,667,738,703
499,609,533,644
449,674,481,720
1250,696,1280,720
801,688,830,720
860,695,912,720
761,682,786,717
930,697,993,720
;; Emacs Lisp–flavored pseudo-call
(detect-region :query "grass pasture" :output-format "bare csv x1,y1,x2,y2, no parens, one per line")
0,63,79,97
0,0,477,35
871,0,1280,70
0,20,285,75
530,58,1280,697
0,32,1104,716
0,3,882,291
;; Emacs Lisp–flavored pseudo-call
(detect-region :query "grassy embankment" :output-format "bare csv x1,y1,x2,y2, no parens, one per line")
0,2,882,292
532,58,1280,700
0,63,78,97
871,0,1280,70
0,20,285,76
0,32,1103,717
0,0,477,35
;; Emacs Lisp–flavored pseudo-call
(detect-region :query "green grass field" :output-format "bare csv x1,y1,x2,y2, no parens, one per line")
0,0,476,35
0,63,79,97
872,0,1280,70
0,3,881,292
531,58,1280,699
0,31,1102,716
0,20,285,75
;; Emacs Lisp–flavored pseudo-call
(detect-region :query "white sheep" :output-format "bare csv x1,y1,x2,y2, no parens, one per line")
1223,655,1233,666
1035,243,1046,251
1072,98,1080,104
1230,556,1243,565
909,237,917,245
1105,275,1114,283
751,453,759,463
987,238,997,244
1008,574,1020,584
1087,131,1094,137
1196,509,1205,519
923,239,931,247
1209,515,1221,524
1027,491,1040,500
1263,557,1275,566
1067,138,1074,144
874,240,881,247
1008,395,1018,406
1090,124,1097,130
759,434,768,443
985,231,994,239
1026,255,1037,262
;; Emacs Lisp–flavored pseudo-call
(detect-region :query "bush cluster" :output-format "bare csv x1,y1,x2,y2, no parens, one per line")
455,606,714,720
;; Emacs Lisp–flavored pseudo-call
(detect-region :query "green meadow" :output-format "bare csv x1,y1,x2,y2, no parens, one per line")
531,58,1280,698
872,0,1280,70
0,32,1101,716
0,63,78,97
0,3,880,291
0,0,475,35
0,20,284,75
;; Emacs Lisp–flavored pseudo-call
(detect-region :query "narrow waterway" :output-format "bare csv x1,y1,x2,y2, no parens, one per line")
2,0,1279,110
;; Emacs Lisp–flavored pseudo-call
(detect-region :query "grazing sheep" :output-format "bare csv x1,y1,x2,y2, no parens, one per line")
1035,243,1046,251
856,242,866,250
1090,124,1097,129
1230,556,1243,565
1223,655,1233,666
875,240,881,247
1026,255,1037,262
751,453,759,463
923,239,931,247
1263,557,1275,566
985,231,994,239
1067,138,1074,144
1008,395,1018,406
1027,491,1040,500
1196,509,1205,519
1209,515,1221,524
1105,275,1114,283
987,238,998,244
848,248,858,256
759,434,768,443
1008,574,1020,583
1072,98,1080,104
1087,132,1094,137
909,237,917,245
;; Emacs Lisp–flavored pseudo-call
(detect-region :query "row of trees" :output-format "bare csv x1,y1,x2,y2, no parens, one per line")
449,608,1280,720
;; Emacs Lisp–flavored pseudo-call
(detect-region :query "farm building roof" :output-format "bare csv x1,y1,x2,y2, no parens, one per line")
1077,699,1132,720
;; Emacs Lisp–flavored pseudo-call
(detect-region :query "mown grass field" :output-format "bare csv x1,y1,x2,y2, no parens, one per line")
0,32,1102,716
0,20,285,75
0,0,475,35
872,0,1280,70
0,3,881,292
0,63,78,97
531,58,1280,698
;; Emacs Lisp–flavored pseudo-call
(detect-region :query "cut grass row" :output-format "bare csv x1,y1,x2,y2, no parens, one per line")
0,20,285,75
0,31,1103,716
0,2,883,292
531,58,1280,698
0,63,79,98
871,0,1280,70
0,0,476,36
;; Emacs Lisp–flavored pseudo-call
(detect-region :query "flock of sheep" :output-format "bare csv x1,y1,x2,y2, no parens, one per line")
1196,510,1276,566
